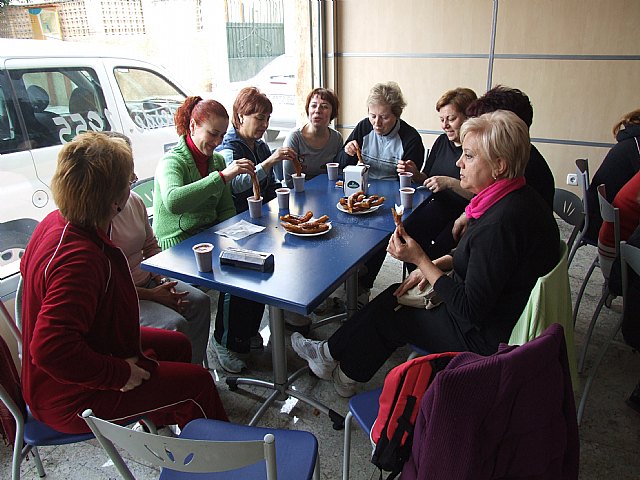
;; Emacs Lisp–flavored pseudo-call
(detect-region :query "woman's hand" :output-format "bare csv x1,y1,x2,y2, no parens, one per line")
452,212,468,242
387,225,428,266
344,140,360,156
149,281,189,313
424,175,455,193
223,158,255,180
120,357,151,392
397,159,419,176
265,146,297,168
393,269,428,297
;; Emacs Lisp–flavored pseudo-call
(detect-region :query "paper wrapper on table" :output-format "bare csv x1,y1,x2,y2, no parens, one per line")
343,164,369,197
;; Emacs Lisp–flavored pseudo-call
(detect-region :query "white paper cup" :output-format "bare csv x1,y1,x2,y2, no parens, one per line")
276,187,290,210
292,173,306,192
399,187,415,209
399,172,413,188
192,243,213,272
247,196,263,218
326,162,339,181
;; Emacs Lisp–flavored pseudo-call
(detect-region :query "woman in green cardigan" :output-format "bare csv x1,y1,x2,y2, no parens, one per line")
153,96,265,374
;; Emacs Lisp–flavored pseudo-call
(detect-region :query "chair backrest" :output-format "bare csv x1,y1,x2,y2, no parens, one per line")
82,410,278,480
553,188,584,251
575,158,590,233
621,241,640,318
508,241,577,385
131,177,155,210
597,183,621,258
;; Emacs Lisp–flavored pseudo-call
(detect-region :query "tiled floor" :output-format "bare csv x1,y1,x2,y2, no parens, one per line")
1,221,639,479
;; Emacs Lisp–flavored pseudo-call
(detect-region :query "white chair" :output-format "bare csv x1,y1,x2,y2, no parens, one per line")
82,410,320,479
0,298,95,480
577,184,620,374
577,241,640,424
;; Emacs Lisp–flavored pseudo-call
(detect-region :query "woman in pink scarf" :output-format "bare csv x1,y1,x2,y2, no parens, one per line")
291,111,560,398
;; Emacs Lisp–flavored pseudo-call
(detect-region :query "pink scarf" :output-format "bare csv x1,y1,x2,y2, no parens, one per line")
465,177,526,219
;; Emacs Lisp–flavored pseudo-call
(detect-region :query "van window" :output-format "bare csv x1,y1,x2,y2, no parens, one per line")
0,74,20,154
4,67,111,151
113,67,185,130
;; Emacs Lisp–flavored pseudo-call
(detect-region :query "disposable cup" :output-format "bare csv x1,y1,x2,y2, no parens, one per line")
399,187,415,210
326,163,339,181
247,196,263,218
292,173,306,192
399,172,413,188
192,243,213,272
276,187,290,210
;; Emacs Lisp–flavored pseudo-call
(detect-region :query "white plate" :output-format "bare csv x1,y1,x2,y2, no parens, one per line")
336,202,381,215
286,222,332,237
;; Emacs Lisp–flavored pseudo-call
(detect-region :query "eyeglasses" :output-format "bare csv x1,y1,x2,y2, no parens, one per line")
129,174,139,187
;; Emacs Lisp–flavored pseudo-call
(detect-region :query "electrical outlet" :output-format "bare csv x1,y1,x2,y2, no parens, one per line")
566,174,578,186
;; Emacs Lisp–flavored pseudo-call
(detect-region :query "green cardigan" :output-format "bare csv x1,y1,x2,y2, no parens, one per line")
153,136,236,249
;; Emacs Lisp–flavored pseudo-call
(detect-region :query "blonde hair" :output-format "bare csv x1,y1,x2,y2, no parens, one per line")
367,82,407,118
460,110,530,179
613,108,640,136
52,132,133,228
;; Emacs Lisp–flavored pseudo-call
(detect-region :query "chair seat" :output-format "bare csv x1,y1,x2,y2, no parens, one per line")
349,387,382,434
24,409,93,447
160,418,318,480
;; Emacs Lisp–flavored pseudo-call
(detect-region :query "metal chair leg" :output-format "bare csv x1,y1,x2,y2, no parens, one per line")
578,290,607,374
577,316,624,425
342,411,353,480
572,256,598,326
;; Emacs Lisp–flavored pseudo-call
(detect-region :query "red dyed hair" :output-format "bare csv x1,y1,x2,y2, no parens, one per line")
231,87,272,130
174,96,229,136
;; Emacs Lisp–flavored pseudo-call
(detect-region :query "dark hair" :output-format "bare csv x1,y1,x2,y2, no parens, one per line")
435,88,477,115
174,96,229,136
231,87,273,130
305,88,340,121
466,85,534,127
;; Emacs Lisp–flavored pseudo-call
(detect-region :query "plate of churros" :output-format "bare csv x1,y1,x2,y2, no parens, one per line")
280,211,332,236
336,202,380,215
337,190,385,214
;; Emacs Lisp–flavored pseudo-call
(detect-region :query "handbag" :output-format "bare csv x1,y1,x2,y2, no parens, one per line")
396,271,452,310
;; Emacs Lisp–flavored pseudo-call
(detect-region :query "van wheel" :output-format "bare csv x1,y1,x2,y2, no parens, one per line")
265,130,279,142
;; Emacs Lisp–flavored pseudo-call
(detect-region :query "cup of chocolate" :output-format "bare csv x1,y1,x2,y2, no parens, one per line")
192,243,214,272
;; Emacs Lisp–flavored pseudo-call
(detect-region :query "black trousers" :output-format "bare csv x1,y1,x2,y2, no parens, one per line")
214,293,265,353
327,284,491,383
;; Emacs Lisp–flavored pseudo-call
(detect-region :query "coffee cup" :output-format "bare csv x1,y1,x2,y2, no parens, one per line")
326,162,339,181
399,172,413,188
276,187,290,210
192,243,213,272
247,196,263,218
399,187,415,209
292,173,306,192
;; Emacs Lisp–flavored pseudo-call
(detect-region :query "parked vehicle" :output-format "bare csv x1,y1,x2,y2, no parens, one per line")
0,39,189,301
232,55,296,141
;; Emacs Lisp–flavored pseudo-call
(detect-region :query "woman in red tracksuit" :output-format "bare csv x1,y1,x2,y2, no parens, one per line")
20,131,227,433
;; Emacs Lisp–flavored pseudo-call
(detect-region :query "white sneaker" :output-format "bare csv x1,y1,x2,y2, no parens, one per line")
212,340,246,373
332,366,357,398
290,333,337,380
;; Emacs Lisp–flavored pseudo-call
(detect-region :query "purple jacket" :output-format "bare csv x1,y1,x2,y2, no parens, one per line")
402,323,579,480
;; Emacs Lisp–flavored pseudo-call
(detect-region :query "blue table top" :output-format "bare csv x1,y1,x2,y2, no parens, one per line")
142,209,390,315
265,174,432,233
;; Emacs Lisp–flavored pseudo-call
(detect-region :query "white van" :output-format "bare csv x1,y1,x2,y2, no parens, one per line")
0,39,189,301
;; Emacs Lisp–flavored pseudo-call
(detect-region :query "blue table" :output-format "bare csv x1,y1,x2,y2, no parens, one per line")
266,174,432,233
142,208,389,428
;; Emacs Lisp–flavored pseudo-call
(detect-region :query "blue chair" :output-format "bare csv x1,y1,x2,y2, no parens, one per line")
83,412,320,479
0,299,94,480
342,387,381,480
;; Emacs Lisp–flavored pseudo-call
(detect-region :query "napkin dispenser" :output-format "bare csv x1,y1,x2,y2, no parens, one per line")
343,164,369,196
220,247,274,272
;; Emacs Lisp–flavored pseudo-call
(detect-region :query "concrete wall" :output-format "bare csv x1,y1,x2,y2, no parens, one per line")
326,0,640,192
